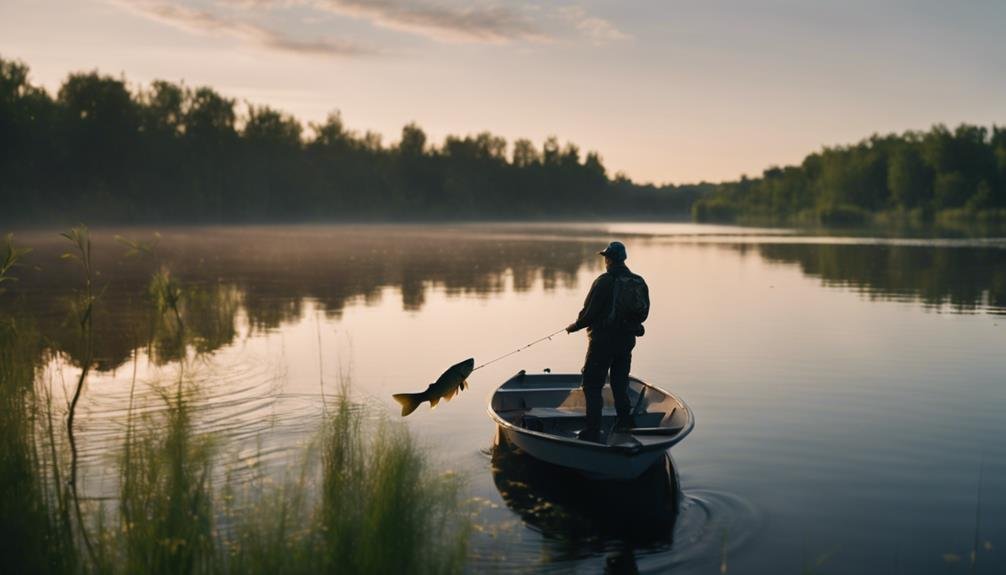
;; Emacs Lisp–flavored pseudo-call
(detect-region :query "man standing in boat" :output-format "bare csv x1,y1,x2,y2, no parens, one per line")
566,241,649,443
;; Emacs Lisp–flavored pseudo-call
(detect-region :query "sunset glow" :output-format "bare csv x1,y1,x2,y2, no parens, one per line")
2,0,1003,183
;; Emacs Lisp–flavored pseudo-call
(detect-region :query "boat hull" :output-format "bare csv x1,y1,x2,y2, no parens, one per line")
499,425,670,480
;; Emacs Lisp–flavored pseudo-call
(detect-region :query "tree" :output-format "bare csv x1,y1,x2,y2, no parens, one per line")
584,151,606,179
512,139,539,167
542,136,560,166
244,105,302,149
560,143,580,168
309,111,354,151
474,132,507,161
398,123,427,158
887,145,930,208
56,71,140,205
185,87,236,142
0,57,55,219
933,172,969,209
140,80,186,136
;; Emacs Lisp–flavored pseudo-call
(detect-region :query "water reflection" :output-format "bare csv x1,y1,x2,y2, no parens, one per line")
750,242,1006,313
3,227,601,369
490,435,679,572
3,225,1005,374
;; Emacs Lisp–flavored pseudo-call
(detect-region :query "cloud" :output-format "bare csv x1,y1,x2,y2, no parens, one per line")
216,1,625,47
115,0,626,51
112,0,376,57
559,6,628,45
309,0,547,44
216,0,546,44
327,0,544,43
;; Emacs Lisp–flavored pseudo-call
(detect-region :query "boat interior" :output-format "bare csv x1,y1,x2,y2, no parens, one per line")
491,372,689,446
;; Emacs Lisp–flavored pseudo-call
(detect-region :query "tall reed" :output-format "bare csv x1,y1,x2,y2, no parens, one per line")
317,395,470,575
0,234,73,573
0,232,32,296
223,391,471,575
0,317,69,573
60,225,101,564
106,381,471,575
115,379,215,575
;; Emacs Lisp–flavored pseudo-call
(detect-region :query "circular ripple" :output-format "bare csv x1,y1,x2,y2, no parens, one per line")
469,443,761,574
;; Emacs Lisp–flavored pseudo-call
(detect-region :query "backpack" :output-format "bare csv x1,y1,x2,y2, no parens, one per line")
606,273,649,332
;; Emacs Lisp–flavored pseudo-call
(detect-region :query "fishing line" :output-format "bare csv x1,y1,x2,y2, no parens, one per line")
473,327,567,372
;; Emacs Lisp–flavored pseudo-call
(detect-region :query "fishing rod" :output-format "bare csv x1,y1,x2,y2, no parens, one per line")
473,327,568,372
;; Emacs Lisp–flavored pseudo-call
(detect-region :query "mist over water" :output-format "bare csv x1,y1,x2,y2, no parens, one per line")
4,223,1004,574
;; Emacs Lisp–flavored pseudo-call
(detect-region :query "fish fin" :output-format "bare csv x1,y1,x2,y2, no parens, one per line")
392,393,425,417
445,386,458,401
461,380,468,390
429,396,441,408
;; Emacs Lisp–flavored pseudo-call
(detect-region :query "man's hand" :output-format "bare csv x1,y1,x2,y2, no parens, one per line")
565,323,578,333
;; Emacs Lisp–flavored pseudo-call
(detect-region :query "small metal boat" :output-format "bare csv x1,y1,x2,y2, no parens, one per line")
488,370,694,480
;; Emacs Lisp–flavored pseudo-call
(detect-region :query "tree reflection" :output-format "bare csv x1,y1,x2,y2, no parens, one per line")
6,227,1004,373
752,243,1006,313
1,227,600,370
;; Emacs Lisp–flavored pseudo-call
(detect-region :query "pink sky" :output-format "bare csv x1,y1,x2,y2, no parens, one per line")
2,0,1003,184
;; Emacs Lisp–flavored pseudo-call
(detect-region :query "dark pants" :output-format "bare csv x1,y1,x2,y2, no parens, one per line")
581,331,636,435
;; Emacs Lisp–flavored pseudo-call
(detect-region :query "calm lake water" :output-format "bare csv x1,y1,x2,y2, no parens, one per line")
5,223,1005,574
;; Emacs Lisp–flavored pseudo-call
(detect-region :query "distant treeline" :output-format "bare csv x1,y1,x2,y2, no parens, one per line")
693,124,1006,225
0,56,707,224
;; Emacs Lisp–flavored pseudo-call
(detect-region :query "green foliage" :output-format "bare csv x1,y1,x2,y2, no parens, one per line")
933,172,970,209
60,225,92,266
0,317,71,574
815,204,871,226
692,125,1006,225
316,398,469,575
224,395,470,575
149,266,184,326
115,233,160,258
0,55,697,223
59,224,98,339
116,386,215,575
100,383,469,575
887,145,930,208
691,195,738,222
0,233,32,295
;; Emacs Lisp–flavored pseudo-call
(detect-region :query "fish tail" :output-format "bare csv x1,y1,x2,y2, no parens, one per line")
392,392,425,417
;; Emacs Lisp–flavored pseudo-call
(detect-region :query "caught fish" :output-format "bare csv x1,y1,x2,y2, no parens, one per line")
393,358,475,417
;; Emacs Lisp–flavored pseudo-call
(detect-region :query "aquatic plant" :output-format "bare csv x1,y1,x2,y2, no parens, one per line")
147,265,187,361
114,233,160,259
115,377,215,575
59,224,102,564
0,235,75,573
316,396,470,575
223,390,471,575
0,316,74,573
116,233,192,363
0,233,32,296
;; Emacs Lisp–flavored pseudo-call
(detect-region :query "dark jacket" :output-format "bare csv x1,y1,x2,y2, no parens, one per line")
569,263,644,336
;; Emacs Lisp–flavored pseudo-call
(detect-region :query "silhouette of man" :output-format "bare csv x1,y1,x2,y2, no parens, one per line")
566,241,648,443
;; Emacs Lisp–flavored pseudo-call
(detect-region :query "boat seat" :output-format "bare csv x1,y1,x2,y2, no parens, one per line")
495,387,582,394
522,407,668,426
523,407,609,419
523,406,668,416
